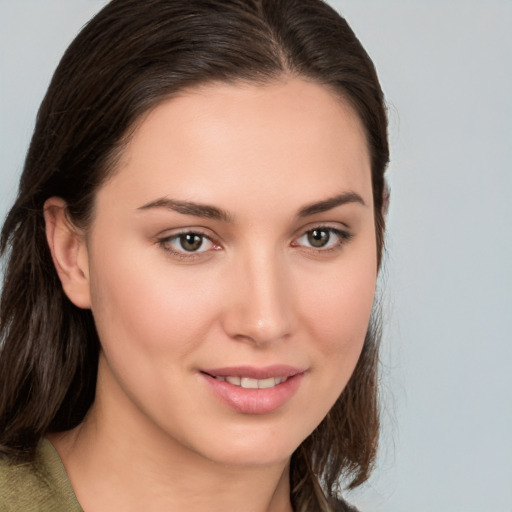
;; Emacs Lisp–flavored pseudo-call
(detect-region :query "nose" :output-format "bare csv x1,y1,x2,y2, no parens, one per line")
221,250,295,346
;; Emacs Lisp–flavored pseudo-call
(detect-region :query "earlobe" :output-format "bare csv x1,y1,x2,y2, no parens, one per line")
44,197,92,309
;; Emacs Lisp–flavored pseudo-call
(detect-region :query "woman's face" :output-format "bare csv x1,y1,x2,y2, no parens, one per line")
79,78,377,466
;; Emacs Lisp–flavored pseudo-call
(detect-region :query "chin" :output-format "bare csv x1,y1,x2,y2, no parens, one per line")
191,428,302,468
202,414,333,470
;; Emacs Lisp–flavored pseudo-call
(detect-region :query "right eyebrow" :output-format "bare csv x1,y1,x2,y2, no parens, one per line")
137,197,233,223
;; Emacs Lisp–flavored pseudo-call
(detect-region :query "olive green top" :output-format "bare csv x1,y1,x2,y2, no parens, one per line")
0,439,359,512
0,438,82,511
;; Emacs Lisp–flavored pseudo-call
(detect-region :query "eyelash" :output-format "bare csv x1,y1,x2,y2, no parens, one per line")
157,226,353,261
158,229,219,260
291,226,353,253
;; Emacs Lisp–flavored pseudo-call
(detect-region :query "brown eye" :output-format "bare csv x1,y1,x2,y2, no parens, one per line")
293,226,352,252
179,233,204,251
307,229,330,248
160,230,216,258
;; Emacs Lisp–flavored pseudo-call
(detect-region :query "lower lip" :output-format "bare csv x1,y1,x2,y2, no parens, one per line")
202,373,304,414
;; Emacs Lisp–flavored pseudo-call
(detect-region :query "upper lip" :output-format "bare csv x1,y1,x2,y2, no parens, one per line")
201,365,305,380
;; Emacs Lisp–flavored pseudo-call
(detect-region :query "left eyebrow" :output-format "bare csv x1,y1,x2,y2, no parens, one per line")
137,197,233,222
297,191,366,218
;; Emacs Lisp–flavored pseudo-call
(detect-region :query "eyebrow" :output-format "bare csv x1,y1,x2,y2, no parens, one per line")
138,198,233,222
137,191,365,222
297,191,366,217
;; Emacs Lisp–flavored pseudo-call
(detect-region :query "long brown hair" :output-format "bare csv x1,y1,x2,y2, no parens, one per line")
0,1,389,509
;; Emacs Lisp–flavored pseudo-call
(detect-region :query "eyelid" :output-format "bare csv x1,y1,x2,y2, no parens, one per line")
154,222,353,261
291,223,353,251
157,228,221,260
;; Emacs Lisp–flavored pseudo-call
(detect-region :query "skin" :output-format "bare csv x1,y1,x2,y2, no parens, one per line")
45,77,377,512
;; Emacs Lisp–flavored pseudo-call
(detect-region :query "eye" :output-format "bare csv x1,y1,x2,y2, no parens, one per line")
306,229,331,248
177,233,208,252
159,231,217,256
293,227,352,251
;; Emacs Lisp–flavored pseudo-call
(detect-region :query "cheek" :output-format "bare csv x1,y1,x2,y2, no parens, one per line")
300,258,376,348
87,241,222,359
295,247,377,391
304,274,375,334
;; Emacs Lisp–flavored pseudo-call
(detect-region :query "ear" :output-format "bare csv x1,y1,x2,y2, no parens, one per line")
44,197,92,309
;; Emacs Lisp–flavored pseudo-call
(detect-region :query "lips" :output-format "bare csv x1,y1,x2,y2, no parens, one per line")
201,365,305,414
202,364,303,380
213,375,288,389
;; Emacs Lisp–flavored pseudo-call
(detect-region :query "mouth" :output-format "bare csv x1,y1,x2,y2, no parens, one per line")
200,365,305,414
208,375,289,389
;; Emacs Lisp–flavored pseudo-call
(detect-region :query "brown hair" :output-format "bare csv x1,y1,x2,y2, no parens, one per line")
0,1,389,510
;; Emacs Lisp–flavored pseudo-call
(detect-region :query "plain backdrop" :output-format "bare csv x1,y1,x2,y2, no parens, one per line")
1,1,511,511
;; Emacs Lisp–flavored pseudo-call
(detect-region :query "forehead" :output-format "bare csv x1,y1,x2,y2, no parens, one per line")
99,78,372,213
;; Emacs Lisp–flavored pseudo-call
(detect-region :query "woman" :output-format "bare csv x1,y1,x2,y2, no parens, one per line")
0,0,389,510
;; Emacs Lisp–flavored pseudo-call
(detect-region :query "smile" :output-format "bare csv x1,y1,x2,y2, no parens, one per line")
201,365,305,414
213,376,289,388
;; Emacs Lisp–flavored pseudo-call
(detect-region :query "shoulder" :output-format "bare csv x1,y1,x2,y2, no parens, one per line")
0,456,54,511
0,439,82,512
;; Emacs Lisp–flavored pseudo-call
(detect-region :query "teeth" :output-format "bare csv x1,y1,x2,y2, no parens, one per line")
257,377,277,389
215,375,288,388
241,377,259,389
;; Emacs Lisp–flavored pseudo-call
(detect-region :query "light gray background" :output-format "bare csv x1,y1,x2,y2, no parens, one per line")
1,1,511,511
